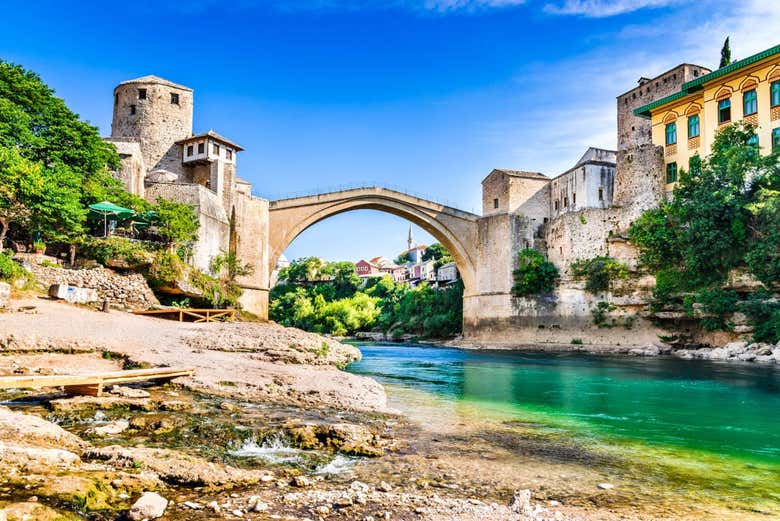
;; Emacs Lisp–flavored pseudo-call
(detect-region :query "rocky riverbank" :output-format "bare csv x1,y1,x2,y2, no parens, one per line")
0,297,764,520
448,338,780,365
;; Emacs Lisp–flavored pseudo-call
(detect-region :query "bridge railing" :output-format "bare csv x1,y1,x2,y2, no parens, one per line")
256,182,467,210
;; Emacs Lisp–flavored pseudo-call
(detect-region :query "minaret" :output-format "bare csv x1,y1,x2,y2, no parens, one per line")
407,224,413,251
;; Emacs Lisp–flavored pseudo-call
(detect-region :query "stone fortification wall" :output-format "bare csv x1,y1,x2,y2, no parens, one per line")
105,138,146,197
145,182,229,272
464,275,665,347
234,191,270,318
27,259,158,310
111,80,193,176
617,64,710,151
612,144,665,211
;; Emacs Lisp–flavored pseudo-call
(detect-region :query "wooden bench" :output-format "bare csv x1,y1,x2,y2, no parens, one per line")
0,367,195,397
133,308,236,323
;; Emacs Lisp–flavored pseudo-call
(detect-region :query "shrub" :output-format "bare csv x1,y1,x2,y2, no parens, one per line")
592,301,616,327
79,237,157,267
570,256,629,294
147,251,185,287
0,252,27,282
512,249,559,297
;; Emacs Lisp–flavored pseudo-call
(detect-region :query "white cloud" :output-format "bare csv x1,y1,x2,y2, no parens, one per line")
543,0,678,17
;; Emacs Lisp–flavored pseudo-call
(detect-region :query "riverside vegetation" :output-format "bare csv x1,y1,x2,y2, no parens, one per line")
270,255,463,338
628,124,780,344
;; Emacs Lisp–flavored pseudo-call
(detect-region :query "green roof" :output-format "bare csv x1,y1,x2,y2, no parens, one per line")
633,90,696,118
634,43,780,118
681,44,780,91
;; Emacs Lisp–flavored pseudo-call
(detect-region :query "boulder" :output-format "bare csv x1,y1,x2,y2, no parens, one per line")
128,492,168,520
48,284,99,304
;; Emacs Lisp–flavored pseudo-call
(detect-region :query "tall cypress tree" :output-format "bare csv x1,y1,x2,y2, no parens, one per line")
719,37,732,68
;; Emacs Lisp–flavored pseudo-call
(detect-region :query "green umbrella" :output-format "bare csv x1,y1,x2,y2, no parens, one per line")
88,201,136,237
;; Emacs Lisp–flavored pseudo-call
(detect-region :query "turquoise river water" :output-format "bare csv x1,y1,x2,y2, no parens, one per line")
347,343,780,516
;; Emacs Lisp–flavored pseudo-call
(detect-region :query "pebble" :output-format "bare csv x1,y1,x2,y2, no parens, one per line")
377,481,393,492
597,483,614,490
183,501,203,509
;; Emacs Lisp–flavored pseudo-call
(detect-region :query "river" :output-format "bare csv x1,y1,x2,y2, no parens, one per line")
347,342,780,519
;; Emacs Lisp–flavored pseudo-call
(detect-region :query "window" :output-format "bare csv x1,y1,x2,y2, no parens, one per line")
129,104,136,115
774,128,780,153
687,114,700,138
186,145,193,156
598,188,604,201
743,89,758,116
564,197,569,207
226,149,233,160
718,98,731,124
666,162,677,184
170,92,179,105
747,133,759,146
554,200,559,211
493,198,499,209
572,193,576,205
114,93,118,105
197,142,204,154
212,143,220,155
138,88,147,100
665,122,677,145
772,81,780,107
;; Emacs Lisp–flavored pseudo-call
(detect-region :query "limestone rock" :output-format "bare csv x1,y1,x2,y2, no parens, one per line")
128,491,168,520
85,445,266,487
0,406,86,451
88,420,129,437
110,385,151,398
509,489,533,515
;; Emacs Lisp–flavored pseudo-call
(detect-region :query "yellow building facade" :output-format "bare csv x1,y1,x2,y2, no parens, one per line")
635,44,780,193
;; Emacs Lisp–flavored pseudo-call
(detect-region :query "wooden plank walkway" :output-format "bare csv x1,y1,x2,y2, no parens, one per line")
0,367,195,397
133,308,236,323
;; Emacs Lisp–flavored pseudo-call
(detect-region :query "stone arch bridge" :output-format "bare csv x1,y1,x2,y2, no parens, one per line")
236,186,520,338
267,187,479,295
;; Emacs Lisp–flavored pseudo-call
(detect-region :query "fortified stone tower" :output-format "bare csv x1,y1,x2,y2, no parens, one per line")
110,75,193,176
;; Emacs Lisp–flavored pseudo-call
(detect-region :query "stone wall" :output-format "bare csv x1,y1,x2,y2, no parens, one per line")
617,64,710,151
27,259,158,311
613,144,665,212
145,182,230,273
104,138,146,197
463,275,666,347
234,191,270,318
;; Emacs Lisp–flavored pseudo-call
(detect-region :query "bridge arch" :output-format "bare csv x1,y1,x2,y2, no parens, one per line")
267,187,479,297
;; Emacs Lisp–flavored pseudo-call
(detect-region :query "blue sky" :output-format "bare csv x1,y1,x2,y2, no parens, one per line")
1,0,777,262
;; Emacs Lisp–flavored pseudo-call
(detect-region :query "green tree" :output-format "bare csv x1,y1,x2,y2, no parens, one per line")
330,261,361,299
0,61,125,207
152,198,199,248
512,249,559,297
719,37,732,68
0,146,85,247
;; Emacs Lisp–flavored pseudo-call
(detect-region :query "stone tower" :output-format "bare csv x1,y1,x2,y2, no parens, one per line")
110,75,193,176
